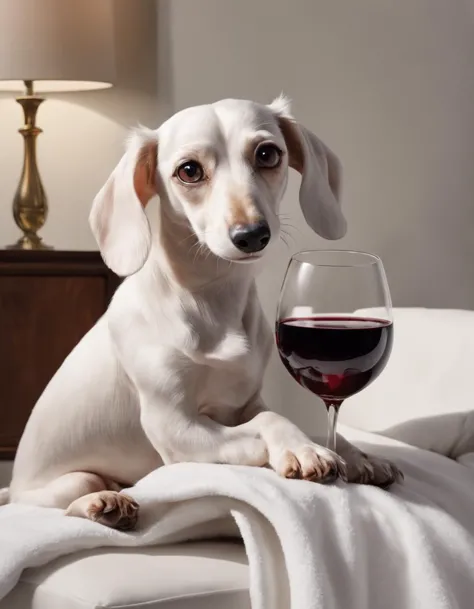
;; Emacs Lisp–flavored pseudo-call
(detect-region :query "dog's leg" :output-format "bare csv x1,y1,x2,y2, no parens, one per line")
141,399,270,468
12,472,139,530
116,344,337,481
143,392,344,482
240,399,347,483
335,434,403,488
124,348,268,467
136,362,344,481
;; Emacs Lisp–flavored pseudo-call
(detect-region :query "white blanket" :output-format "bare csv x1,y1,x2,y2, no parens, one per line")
1,426,474,609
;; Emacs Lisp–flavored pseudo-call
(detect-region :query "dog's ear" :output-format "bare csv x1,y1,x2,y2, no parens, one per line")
89,129,158,277
269,95,346,240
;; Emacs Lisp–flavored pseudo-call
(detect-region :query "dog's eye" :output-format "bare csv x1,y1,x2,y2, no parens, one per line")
176,161,204,184
255,143,282,169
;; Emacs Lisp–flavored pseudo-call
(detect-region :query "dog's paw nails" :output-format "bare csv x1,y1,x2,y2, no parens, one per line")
275,444,347,484
86,491,139,531
348,453,403,489
279,450,302,479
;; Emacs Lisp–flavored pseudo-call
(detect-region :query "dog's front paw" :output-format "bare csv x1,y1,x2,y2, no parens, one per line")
346,452,403,488
271,444,348,483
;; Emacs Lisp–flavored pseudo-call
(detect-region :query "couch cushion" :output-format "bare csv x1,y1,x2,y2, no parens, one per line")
0,541,250,609
340,307,474,432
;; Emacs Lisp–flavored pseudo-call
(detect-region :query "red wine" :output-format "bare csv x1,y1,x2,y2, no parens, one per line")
276,316,393,403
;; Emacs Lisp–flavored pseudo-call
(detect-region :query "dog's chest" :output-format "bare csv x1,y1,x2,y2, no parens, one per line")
196,355,262,424
181,287,254,367
193,327,267,419
171,282,270,416
193,327,250,366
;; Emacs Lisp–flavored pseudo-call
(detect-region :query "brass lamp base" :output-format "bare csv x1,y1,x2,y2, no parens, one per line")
6,234,52,250
7,80,52,250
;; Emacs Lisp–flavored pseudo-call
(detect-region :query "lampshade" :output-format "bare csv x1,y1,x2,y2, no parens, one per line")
0,0,116,93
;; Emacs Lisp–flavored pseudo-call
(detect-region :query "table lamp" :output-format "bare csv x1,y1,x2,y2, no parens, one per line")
0,0,116,250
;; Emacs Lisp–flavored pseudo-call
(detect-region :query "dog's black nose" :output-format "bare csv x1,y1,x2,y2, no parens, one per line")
229,221,271,254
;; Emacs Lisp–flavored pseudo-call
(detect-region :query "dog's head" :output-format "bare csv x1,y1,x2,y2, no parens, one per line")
90,96,346,276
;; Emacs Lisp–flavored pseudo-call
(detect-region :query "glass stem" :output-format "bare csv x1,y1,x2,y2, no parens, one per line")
326,403,341,452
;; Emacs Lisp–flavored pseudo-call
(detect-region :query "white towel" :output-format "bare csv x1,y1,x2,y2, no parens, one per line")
1,426,474,609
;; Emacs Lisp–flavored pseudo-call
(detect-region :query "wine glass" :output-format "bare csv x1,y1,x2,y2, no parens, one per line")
275,250,393,453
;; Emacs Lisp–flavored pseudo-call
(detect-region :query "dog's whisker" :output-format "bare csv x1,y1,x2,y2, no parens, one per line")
179,232,199,246
280,222,301,238
280,228,296,247
192,243,206,265
189,242,202,259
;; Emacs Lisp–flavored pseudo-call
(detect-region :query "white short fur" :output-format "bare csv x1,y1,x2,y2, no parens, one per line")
3,98,401,528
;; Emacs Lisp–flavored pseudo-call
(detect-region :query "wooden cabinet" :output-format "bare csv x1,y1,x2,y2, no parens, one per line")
0,250,120,459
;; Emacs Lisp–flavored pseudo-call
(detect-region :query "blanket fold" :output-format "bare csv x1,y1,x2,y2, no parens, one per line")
1,426,474,609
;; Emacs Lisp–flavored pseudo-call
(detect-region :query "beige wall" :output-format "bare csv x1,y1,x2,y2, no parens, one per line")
161,0,474,431
1,1,474,437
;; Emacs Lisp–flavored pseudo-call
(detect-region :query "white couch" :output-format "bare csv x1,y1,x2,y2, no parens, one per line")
1,308,472,609
341,307,474,459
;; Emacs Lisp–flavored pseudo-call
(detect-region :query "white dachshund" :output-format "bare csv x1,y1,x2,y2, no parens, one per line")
2,97,401,530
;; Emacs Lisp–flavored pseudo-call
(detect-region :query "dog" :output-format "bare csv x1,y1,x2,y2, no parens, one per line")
2,97,402,530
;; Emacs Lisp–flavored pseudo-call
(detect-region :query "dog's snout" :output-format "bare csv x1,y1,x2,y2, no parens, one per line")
229,220,271,254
